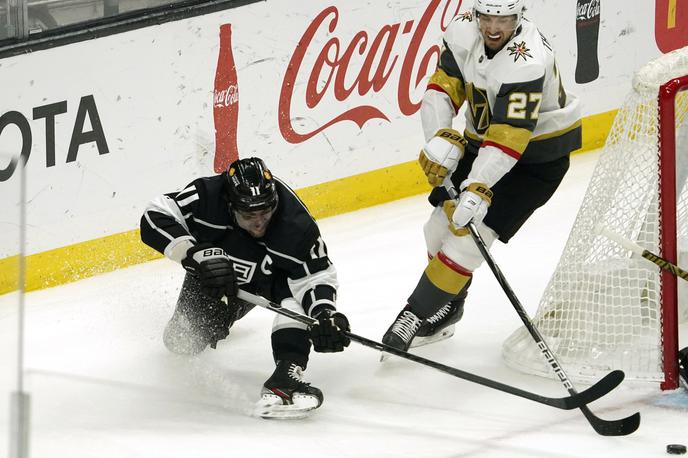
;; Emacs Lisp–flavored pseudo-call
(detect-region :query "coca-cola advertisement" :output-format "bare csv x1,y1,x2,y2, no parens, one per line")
575,0,601,84
213,24,239,173
211,0,464,179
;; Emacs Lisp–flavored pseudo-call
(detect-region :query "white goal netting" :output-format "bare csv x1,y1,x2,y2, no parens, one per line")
502,47,688,385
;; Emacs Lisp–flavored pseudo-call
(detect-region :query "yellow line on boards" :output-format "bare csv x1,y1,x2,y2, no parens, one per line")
0,231,162,294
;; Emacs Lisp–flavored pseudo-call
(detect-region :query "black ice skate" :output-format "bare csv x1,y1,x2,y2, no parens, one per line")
410,301,464,348
411,279,470,349
380,306,424,360
255,360,323,419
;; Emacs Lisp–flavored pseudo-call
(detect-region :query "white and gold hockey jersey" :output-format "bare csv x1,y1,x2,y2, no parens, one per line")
421,12,581,164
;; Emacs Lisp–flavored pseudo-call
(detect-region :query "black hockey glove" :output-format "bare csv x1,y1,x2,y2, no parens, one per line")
309,308,351,353
182,243,237,299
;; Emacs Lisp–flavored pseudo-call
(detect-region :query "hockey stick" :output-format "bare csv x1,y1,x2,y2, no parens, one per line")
235,289,624,411
466,221,641,436
595,224,688,281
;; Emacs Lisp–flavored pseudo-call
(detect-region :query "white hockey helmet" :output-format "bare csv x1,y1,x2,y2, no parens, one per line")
473,0,525,27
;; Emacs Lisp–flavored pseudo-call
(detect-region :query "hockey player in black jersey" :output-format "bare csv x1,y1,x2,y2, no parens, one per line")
140,157,350,419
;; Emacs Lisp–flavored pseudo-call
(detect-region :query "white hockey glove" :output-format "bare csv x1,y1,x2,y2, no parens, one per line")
418,128,467,186
450,182,493,230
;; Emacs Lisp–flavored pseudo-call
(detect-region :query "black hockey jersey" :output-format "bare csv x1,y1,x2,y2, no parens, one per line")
140,174,338,316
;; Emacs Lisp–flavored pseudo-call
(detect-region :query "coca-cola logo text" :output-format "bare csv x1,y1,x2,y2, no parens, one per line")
279,0,462,144
214,85,238,107
577,0,600,21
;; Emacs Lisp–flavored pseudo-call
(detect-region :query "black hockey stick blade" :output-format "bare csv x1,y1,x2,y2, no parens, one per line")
235,290,603,411
581,405,641,436
569,370,625,406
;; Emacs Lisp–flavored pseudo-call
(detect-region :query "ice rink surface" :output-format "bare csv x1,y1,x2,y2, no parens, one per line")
1,151,686,458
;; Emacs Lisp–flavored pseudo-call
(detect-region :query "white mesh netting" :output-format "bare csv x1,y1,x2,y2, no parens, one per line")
502,47,688,384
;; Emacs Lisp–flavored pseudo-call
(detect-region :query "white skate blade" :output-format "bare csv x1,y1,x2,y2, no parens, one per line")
410,325,455,349
254,392,320,420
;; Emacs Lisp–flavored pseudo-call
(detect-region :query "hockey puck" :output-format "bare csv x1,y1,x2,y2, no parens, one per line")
667,444,687,455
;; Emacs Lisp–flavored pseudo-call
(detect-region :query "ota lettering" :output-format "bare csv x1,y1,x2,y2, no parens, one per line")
0,95,109,182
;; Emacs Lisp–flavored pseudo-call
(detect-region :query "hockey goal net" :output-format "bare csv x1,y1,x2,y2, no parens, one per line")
502,47,688,390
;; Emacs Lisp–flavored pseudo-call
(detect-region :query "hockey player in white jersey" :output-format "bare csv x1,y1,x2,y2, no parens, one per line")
141,157,350,419
383,0,581,351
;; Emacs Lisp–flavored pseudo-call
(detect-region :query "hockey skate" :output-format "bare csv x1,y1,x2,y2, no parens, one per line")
255,360,323,420
410,300,464,349
380,306,424,361
411,279,470,349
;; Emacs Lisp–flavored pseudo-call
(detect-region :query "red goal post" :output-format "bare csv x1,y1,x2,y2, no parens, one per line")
658,72,688,389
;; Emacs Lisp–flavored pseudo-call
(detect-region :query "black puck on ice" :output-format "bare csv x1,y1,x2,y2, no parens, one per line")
667,444,687,455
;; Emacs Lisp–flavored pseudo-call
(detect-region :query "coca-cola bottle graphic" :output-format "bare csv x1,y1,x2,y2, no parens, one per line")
213,23,240,173
575,0,601,84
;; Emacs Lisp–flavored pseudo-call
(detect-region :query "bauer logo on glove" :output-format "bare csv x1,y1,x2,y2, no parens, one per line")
438,129,466,144
181,243,237,299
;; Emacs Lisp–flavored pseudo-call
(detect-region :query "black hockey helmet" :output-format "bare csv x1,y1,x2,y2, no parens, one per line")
225,157,278,212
